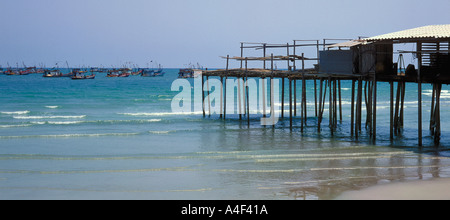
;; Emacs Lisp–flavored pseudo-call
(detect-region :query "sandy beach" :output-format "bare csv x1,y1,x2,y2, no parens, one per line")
335,178,450,200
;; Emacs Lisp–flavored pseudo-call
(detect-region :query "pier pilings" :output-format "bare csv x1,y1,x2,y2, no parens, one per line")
201,65,444,147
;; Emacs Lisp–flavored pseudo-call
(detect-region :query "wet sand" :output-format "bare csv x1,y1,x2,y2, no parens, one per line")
335,178,450,200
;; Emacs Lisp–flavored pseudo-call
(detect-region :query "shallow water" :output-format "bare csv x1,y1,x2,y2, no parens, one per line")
1,70,450,200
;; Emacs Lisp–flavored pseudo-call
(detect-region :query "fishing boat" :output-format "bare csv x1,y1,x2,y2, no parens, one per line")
140,68,155,77
43,69,63,77
107,68,130,77
178,68,193,78
106,69,119,77
89,67,101,73
178,68,201,78
153,67,165,77
35,67,46,74
4,68,20,75
178,63,202,78
71,72,95,80
59,68,80,77
140,66,165,77
18,67,37,75
131,68,142,75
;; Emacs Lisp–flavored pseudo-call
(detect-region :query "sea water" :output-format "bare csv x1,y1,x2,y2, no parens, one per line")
1,70,450,200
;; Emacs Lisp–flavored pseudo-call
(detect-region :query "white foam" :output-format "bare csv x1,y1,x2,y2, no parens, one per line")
119,112,203,116
13,115,86,120
30,122,46,125
0,132,140,139
0,124,32,128
45,106,59,109
148,130,172,134
47,121,84,125
1,111,30,115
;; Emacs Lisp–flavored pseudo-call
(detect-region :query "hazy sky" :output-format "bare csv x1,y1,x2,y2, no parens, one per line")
1,0,449,68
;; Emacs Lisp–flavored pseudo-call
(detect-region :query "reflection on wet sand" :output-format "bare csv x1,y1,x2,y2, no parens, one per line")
223,148,450,200
334,178,450,200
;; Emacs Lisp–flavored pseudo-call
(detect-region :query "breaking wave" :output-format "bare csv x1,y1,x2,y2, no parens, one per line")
0,133,140,139
1,111,30,115
119,112,203,116
45,106,60,109
13,115,86,120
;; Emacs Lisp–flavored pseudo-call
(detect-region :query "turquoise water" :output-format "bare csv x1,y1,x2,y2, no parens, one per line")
1,70,450,200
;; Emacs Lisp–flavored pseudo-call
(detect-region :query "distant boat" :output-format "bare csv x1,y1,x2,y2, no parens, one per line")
4,69,20,75
140,67,165,77
89,67,101,73
153,67,165,77
131,68,142,75
43,69,63,77
19,67,36,75
71,72,95,80
140,69,155,77
35,68,46,74
178,68,193,78
107,68,130,77
178,68,201,78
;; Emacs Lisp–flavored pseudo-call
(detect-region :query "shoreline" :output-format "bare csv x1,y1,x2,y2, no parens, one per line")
335,178,450,200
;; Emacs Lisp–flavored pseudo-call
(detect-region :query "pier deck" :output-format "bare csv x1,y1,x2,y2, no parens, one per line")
199,25,450,147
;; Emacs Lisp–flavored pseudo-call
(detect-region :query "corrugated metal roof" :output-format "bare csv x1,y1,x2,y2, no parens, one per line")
327,40,364,48
365,24,450,41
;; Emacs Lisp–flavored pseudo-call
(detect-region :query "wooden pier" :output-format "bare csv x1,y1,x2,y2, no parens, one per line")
199,25,450,147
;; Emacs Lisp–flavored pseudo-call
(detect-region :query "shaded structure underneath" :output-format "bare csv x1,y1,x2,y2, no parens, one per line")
200,25,450,147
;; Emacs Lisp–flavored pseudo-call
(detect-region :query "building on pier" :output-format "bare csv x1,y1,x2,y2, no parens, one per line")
201,25,450,146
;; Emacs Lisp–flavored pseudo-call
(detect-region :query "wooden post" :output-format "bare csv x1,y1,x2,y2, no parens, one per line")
224,55,229,120
202,73,205,117
355,78,359,138
262,77,266,120
430,83,436,132
263,43,267,69
294,80,297,116
338,79,342,122
289,78,293,130
286,43,290,70
356,77,363,138
400,80,405,129
390,81,394,141
417,42,423,147
365,81,372,132
333,79,337,128
373,74,377,142
329,76,333,135
321,79,327,124
302,54,307,125
240,43,244,69
207,75,211,117
315,79,318,117
282,77,285,118
301,78,304,133
351,79,355,136
220,76,223,119
238,77,242,120
271,54,274,128
243,74,247,116
394,81,401,134
246,58,250,127
318,78,323,133
435,83,441,145
293,40,296,70
271,76,275,128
